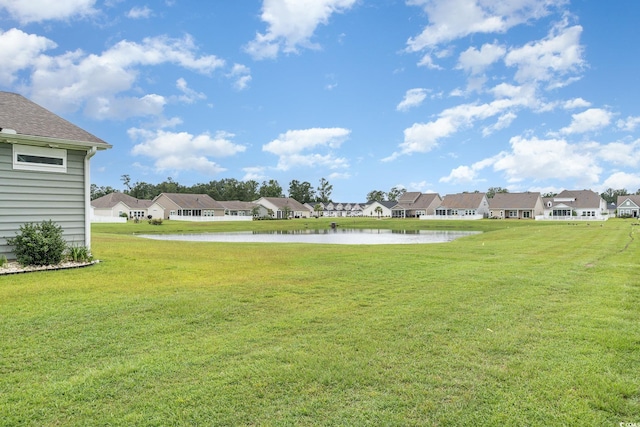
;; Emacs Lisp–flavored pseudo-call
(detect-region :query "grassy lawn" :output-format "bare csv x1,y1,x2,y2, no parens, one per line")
1,218,639,425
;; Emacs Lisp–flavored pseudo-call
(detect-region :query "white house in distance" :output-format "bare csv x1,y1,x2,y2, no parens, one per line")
428,192,489,220
362,201,396,218
91,192,152,221
0,91,111,260
541,190,608,220
255,197,312,219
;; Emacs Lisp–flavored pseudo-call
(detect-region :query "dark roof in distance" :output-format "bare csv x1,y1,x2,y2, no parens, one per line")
0,91,108,145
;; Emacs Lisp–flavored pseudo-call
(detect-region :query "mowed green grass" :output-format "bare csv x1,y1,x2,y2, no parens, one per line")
1,219,639,426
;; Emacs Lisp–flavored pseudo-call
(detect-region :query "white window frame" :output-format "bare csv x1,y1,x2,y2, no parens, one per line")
13,144,67,173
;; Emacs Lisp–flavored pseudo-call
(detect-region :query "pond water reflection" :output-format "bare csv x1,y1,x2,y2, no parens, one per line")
138,229,481,245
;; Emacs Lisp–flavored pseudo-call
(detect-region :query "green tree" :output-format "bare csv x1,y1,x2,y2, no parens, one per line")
289,180,315,204
157,177,182,194
259,180,284,198
367,190,386,202
601,188,628,204
90,184,117,200
129,181,158,200
316,178,333,203
486,187,509,198
241,180,260,201
121,174,132,193
314,203,324,218
387,186,406,202
374,205,383,218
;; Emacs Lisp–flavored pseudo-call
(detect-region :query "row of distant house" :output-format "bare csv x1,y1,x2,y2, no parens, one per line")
91,189,638,222
4,89,638,261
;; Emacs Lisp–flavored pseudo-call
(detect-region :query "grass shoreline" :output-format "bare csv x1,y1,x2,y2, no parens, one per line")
1,218,639,425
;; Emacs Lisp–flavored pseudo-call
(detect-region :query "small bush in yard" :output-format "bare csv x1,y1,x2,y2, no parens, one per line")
148,218,163,225
0,254,7,267
7,220,67,266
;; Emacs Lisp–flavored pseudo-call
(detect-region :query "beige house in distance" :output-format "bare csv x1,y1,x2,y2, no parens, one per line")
489,192,544,219
254,197,312,219
152,193,225,220
391,192,442,218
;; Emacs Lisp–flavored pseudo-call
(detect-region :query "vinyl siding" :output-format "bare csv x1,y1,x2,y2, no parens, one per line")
0,142,86,260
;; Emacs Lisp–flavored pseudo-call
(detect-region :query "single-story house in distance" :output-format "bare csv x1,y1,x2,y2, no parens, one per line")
392,192,442,218
151,193,225,220
91,192,152,221
489,192,544,219
255,197,312,219
541,190,608,220
427,192,489,220
362,201,396,218
304,201,365,217
218,200,261,217
616,195,640,218
0,91,111,260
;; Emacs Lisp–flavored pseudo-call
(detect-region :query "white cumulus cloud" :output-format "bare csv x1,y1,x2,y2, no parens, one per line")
493,135,601,184
397,88,428,112
126,6,152,19
263,127,350,170
505,19,585,84
600,172,640,192
406,0,561,53
560,108,612,135
0,0,98,24
245,0,357,60
457,43,506,75
0,28,56,85
129,129,246,175
4,33,226,119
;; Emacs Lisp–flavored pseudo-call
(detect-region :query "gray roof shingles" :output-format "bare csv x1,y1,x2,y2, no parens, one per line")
489,192,541,209
0,91,107,145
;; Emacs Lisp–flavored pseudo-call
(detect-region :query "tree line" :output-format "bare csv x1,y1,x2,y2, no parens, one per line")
92,177,639,206
91,176,334,205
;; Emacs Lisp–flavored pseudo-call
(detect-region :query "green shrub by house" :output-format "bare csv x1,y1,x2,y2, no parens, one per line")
7,220,67,266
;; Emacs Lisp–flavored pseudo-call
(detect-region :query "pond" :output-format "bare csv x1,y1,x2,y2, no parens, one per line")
137,229,481,245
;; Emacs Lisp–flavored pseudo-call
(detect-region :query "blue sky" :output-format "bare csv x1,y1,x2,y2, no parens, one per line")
2,0,640,201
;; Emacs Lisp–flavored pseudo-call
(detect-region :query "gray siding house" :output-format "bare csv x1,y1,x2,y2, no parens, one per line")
0,92,111,260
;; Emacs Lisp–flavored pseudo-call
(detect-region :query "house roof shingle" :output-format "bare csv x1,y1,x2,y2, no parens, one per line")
156,193,224,210
91,192,153,209
552,190,602,209
617,195,640,206
259,197,310,211
0,91,108,146
218,200,258,211
440,193,486,209
489,192,541,209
